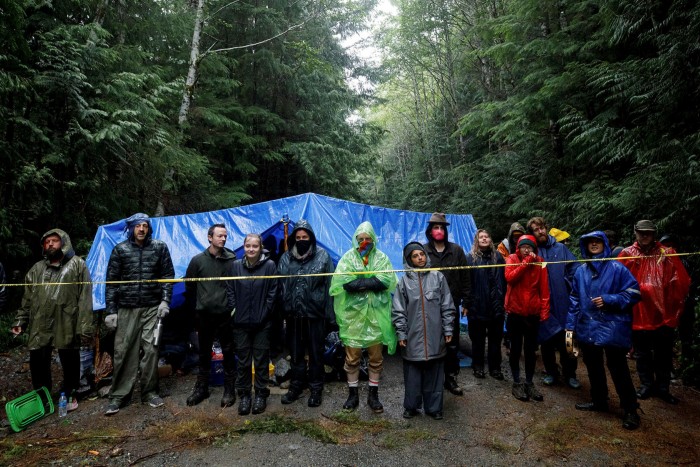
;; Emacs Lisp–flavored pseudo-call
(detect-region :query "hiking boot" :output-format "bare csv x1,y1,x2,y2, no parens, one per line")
636,386,653,399
367,386,384,413
622,410,641,430
251,394,267,415
403,408,419,419
445,376,464,396
281,388,302,405
238,393,252,415
473,369,486,379
567,377,582,389
343,386,359,411
104,402,120,416
575,401,609,412
307,389,323,407
147,396,164,408
221,383,236,408
428,411,443,420
186,383,210,406
524,382,543,402
512,382,529,401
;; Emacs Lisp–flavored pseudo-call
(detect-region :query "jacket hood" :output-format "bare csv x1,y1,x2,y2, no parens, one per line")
402,241,432,270
244,250,271,269
124,212,153,242
579,231,612,259
287,219,317,250
508,222,526,238
352,221,378,249
41,228,75,262
516,235,538,256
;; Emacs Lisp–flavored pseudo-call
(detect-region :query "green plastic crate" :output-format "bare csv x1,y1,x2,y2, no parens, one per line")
5,386,55,432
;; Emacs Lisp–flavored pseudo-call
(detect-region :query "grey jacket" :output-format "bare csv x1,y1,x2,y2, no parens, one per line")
392,255,455,361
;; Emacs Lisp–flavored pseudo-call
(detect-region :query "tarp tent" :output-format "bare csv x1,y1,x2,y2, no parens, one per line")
86,193,478,310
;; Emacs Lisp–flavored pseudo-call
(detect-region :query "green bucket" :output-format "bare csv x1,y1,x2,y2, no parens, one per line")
5,386,55,432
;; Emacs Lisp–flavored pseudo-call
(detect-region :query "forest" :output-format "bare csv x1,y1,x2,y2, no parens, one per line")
1,0,699,263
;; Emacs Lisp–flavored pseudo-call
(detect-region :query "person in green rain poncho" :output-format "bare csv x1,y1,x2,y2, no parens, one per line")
330,221,397,413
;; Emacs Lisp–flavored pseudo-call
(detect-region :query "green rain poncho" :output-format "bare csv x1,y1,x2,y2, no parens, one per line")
330,221,398,354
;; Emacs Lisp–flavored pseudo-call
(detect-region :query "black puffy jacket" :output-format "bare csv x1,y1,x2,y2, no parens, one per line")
227,253,278,328
465,250,506,321
277,220,334,320
105,238,175,313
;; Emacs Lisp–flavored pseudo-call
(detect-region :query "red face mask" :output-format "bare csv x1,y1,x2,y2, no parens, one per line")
432,227,445,241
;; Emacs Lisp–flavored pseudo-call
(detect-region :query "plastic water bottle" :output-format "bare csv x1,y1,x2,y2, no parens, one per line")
210,341,224,386
58,392,68,417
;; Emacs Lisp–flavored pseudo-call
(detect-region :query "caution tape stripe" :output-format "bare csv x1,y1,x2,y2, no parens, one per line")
2,251,696,288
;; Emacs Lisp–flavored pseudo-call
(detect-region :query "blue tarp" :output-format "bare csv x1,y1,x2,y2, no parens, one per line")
86,193,478,310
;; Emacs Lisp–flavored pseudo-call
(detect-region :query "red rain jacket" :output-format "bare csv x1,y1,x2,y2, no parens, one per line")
505,237,551,321
618,242,690,330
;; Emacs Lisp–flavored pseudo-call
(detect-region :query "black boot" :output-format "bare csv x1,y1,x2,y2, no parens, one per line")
367,386,383,413
308,389,323,407
252,394,267,414
343,386,359,411
238,392,252,415
186,382,210,406
221,382,236,408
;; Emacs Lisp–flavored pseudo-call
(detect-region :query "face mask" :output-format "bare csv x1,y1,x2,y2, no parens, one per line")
432,230,445,241
295,239,311,256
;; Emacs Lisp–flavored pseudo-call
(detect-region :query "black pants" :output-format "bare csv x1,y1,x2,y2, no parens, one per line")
581,343,637,411
287,317,325,392
30,347,80,396
541,329,578,379
195,312,236,388
444,307,461,377
468,317,504,373
633,326,675,393
507,314,539,383
233,322,271,396
403,358,445,414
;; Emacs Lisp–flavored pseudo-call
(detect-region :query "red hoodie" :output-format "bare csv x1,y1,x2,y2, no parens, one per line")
504,235,550,321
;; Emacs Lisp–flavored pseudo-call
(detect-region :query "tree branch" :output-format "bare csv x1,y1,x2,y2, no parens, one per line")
204,19,309,56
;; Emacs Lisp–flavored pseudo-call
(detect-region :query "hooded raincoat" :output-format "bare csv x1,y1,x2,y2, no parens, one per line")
498,222,526,259
566,232,641,348
504,236,550,321
13,229,94,350
537,234,578,342
618,240,691,330
330,222,398,354
391,244,455,361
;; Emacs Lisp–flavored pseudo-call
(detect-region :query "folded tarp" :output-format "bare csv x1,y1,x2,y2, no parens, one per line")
86,193,478,310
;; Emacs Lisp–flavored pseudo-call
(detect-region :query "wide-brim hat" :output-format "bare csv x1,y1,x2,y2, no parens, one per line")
428,212,450,225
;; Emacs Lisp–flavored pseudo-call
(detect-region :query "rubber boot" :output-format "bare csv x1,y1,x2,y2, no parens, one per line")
186,382,210,406
221,381,236,408
367,386,383,413
343,387,359,411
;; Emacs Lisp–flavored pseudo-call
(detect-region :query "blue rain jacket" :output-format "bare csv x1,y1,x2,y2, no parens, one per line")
566,231,641,348
537,235,578,342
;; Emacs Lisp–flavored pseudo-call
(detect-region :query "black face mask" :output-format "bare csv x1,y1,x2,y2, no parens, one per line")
295,240,311,256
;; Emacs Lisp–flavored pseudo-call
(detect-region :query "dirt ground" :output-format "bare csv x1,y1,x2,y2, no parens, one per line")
1,344,699,466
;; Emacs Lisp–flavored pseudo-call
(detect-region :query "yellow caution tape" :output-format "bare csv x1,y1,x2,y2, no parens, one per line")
2,251,697,288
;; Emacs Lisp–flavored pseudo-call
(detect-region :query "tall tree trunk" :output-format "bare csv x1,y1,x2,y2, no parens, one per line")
179,0,206,125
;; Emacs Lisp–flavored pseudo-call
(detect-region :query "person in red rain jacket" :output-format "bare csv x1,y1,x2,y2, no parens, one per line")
505,235,550,402
618,220,690,404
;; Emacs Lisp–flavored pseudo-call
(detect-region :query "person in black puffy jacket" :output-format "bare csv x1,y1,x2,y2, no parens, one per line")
227,233,277,415
104,213,174,416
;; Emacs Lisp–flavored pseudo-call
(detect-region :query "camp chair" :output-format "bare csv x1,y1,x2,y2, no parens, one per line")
5,386,55,432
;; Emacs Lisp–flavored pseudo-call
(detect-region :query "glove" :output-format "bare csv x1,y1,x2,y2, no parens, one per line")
364,277,387,292
157,300,170,318
104,313,118,329
343,278,366,292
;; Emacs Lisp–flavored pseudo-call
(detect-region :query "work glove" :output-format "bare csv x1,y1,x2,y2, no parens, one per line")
157,300,170,318
104,313,118,330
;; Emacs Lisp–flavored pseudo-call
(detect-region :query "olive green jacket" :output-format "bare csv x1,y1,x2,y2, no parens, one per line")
13,229,94,350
